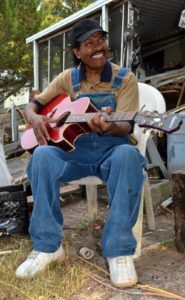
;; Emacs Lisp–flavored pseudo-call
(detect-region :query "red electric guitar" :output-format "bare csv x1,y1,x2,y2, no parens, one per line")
21,93,182,152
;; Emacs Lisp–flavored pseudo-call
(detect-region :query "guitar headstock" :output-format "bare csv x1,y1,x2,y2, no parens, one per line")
136,111,182,133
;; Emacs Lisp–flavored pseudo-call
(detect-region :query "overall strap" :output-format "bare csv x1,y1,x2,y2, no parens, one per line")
112,67,128,89
71,67,81,92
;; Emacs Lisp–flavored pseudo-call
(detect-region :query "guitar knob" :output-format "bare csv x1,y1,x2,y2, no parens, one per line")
153,112,159,118
150,120,155,125
159,122,164,127
163,113,168,119
158,131,163,138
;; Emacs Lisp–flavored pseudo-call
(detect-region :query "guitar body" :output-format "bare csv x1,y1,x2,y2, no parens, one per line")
21,93,97,152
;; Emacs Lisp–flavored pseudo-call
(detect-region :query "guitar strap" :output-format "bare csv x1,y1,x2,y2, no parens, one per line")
71,67,81,92
111,67,128,89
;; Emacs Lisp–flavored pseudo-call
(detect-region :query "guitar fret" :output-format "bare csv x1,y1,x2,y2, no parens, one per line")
67,114,93,123
67,112,136,123
109,112,136,122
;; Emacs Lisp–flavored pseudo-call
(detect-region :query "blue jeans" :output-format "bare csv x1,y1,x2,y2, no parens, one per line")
27,133,145,257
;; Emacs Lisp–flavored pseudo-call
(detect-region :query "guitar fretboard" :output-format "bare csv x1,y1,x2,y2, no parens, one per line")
65,111,138,123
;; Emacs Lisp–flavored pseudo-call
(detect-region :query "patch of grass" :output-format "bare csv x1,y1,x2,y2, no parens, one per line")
75,221,90,232
158,239,175,249
0,235,87,300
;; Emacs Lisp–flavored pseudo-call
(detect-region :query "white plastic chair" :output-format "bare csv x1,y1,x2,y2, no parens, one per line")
133,82,166,257
70,82,166,257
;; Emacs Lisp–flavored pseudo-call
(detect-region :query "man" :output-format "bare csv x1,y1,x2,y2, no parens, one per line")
16,19,145,288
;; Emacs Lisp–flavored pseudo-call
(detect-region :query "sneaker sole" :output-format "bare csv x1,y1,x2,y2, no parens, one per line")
111,277,138,288
16,252,66,278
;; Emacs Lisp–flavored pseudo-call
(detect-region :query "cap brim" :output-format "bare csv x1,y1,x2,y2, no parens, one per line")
77,29,108,42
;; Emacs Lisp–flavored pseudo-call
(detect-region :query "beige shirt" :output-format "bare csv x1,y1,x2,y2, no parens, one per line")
35,63,139,144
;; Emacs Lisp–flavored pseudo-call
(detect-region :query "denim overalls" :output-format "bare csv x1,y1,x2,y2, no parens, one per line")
28,67,145,257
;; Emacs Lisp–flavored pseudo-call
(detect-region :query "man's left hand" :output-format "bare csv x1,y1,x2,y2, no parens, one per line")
87,106,115,134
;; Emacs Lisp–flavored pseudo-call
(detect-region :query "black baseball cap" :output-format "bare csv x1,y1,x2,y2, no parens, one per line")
70,18,108,47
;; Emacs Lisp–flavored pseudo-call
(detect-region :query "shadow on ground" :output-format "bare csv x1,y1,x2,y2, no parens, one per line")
61,187,185,300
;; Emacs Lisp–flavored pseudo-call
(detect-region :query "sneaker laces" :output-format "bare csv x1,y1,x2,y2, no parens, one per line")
116,257,127,264
28,250,40,260
116,256,133,265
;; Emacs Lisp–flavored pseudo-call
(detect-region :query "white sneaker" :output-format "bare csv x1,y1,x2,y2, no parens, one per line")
16,244,65,278
107,256,138,288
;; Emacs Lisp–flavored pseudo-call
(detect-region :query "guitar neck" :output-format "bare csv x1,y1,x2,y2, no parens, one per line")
55,108,182,133
65,111,137,123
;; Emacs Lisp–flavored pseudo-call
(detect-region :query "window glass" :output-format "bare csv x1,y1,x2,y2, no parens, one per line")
108,6,123,65
64,30,74,69
39,41,48,91
50,35,63,81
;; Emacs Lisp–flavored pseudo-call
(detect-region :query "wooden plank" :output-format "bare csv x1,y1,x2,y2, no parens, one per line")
4,141,21,151
13,174,28,185
145,67,185,82
27,184,80,203
60,184,80,194
154,75,185,88
176,81,185,107
171,168,185,253
150,179,172,209
160,90,180,94
168,103,185,113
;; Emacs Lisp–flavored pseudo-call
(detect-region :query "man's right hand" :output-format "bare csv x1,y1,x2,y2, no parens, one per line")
30,114,51,145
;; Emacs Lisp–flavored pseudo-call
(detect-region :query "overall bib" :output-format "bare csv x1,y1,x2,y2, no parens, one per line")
28,67,145,257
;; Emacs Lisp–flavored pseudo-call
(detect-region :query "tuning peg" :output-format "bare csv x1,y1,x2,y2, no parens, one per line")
153,112,159,118
158,131,164,138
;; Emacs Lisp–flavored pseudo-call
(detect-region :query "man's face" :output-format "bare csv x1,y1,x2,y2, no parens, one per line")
73,32,109,70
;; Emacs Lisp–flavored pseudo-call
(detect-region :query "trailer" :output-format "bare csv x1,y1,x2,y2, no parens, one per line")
26,0,185,103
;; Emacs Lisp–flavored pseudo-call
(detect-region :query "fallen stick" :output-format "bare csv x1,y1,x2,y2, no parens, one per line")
0,250,19,255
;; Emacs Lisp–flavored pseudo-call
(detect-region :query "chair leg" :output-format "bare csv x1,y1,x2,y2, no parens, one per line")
86,185,98,220
132,188,144,258
144,176,155,230
133,175,155,258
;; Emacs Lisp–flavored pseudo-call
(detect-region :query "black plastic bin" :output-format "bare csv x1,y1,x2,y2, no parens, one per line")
0,184,29,237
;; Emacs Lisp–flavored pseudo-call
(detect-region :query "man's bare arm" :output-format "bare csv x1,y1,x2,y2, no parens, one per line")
25,103,51,145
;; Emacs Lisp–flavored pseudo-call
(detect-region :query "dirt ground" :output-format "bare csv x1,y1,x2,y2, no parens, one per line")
59,187,185,300
5,155,185,299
